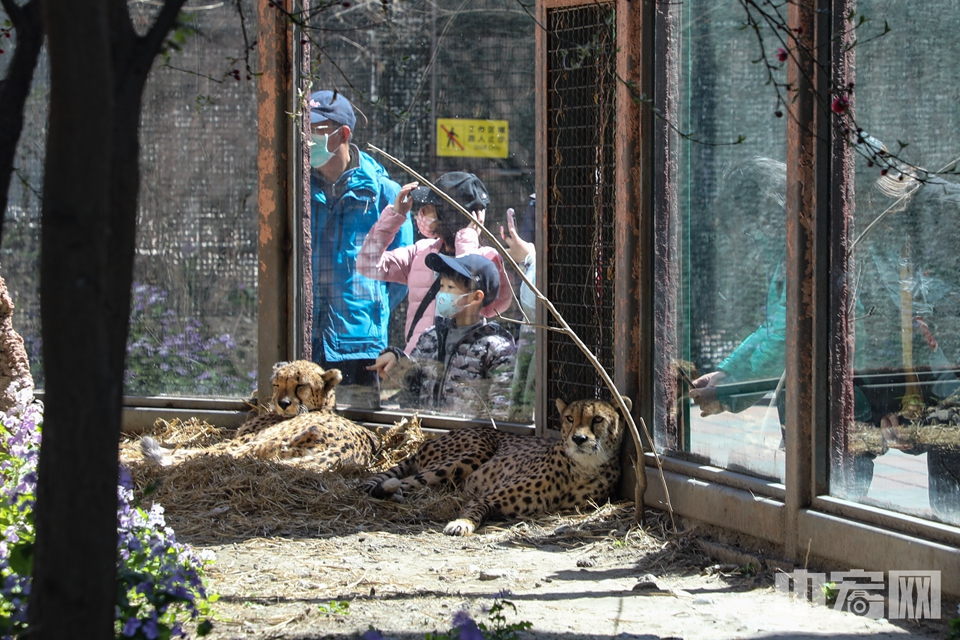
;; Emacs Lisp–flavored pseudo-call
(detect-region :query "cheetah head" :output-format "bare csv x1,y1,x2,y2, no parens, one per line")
270,360,343,417
556,397,630,470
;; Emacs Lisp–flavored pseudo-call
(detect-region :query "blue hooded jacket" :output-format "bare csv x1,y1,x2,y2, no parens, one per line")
311,149,413,362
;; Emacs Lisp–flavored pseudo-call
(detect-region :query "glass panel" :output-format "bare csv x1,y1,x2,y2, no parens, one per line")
838,0,960,525
2,4,259,398
306,1,537,424
128,3,259,397
655,0,787,481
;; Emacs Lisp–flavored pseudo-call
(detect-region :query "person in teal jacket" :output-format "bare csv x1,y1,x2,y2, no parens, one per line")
688,157,876,497
308,90,413,399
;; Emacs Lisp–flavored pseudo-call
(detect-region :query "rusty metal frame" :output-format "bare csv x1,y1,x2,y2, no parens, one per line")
782,0,822,562
256,0,297,402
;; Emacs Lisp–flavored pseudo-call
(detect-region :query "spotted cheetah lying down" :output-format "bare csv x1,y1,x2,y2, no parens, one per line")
143,361,394,471
228,361,386,468
363,397,629,535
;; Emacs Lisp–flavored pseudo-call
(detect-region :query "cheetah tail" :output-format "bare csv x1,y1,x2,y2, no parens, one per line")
140,436,164,465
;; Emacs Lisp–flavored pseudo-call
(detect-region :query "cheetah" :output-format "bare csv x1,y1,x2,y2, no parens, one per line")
236,360,342,438
363,397,630,535
230,410,384,470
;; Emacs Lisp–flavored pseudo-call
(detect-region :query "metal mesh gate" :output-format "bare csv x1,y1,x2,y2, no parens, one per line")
543,2,618,430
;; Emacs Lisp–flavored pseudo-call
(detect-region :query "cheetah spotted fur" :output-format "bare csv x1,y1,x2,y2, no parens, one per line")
228,361,380,470
363,397,629,535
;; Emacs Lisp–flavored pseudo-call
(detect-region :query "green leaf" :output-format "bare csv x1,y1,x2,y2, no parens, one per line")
197,619,214,636
7,542,33,577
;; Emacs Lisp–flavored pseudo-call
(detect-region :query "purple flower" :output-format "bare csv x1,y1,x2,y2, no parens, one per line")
143,615,160,640
363,630,386,640
452,609,473,628
458,619,484,640
121,616,142,637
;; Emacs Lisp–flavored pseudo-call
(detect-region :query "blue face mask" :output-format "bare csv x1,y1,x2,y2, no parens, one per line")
435,291,470,318
309,128,341,168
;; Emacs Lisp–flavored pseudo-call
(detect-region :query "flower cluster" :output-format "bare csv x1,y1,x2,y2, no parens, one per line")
126,283,255,397
0,383,41,637
0,386,216,638
115,468,216,639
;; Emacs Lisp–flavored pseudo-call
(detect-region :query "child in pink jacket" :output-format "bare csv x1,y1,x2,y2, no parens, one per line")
357,172,512,353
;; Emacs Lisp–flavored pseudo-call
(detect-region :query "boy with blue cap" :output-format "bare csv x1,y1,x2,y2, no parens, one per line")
367,253,516,419
307,90,414,405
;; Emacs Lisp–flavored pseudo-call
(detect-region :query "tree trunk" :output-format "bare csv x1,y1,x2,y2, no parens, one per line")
0,0,44,246
28,0,186,637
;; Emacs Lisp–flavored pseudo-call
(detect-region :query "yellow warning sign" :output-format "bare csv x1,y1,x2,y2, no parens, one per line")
436,118,509,158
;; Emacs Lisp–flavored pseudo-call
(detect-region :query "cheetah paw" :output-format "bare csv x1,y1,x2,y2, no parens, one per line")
443,519,476,536
380,478,402,495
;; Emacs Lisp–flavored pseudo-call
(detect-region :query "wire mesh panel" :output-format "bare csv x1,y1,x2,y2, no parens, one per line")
307,1,536,224
1,2,259,397
543,2,617,430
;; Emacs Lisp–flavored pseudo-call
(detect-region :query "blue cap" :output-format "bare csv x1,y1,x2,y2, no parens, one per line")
309,90,357,130
425,253,500,307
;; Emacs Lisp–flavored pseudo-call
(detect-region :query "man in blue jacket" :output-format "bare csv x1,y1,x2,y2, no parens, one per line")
308,90,413,404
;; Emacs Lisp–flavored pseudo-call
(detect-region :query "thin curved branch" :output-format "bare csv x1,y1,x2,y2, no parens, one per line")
369,143,674,530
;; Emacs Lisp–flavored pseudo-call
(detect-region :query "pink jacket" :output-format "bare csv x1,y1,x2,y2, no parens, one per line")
357,204,513,353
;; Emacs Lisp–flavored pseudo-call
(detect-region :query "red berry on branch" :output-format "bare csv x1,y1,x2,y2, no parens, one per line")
776,48,788,62
831,95,849,114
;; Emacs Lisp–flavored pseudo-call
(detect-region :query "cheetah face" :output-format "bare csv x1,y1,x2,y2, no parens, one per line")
271,361,343,417
556,397,629,470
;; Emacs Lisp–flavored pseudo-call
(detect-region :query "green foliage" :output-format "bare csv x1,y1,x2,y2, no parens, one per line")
398,594,532,640
946,618,960,640
478,598,533,640
318,600,350,616
822,581,839,606
0,389,41,637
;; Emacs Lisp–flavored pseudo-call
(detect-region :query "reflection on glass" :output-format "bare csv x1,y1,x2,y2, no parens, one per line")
3,3,260,397
656,0,787,481
308,1,537,424
837,0,960,526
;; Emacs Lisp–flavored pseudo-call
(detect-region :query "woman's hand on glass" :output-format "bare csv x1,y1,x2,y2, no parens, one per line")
499,208,534,263
688,370,727,417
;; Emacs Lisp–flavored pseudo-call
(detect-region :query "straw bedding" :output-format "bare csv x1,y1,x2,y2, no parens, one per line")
119,414,461,544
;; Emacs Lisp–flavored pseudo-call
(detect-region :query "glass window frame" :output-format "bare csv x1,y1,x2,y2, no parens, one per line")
642,0,960,585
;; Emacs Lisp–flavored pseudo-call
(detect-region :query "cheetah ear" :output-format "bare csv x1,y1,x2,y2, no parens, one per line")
555,398,567,414
273,361,290,373
322,368,343,389
616,396,633,414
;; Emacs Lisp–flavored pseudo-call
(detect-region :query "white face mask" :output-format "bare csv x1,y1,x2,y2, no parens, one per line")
309,128,341,168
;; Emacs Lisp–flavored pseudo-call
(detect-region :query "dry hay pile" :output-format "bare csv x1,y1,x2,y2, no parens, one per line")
119,415,458,544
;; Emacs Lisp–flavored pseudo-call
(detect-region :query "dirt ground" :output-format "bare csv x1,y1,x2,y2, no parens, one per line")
123,425,956,640
187,505,955,640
